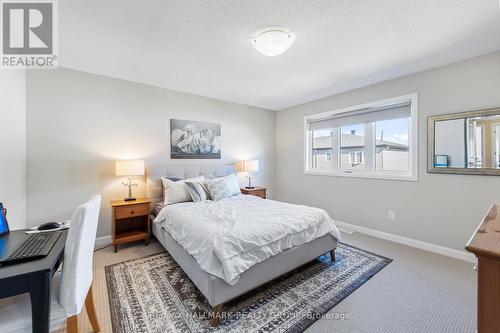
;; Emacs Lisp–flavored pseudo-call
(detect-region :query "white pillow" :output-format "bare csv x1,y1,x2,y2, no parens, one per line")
204,178,232,201
161,176,205,205
220,173,241,196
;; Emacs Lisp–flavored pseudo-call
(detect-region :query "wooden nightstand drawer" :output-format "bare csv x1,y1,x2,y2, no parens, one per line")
114,204,149,220
240,187,267,199
252,189,266,198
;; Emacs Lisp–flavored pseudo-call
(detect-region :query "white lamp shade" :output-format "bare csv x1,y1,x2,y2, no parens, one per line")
115,160,145,176
242,160,259,172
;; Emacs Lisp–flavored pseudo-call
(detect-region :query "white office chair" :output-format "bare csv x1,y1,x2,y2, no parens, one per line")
0,195,102,333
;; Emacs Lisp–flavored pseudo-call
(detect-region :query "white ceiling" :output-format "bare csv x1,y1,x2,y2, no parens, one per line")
60,0,500,111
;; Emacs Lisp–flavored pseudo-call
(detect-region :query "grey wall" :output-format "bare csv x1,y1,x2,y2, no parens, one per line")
276,52,500,251
0,71,26,230
26,68,275,238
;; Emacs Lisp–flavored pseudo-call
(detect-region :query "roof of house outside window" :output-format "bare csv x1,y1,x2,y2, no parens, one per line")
312,134,409,150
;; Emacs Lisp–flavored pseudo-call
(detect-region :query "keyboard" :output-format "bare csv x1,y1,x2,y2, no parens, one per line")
0,231,62,265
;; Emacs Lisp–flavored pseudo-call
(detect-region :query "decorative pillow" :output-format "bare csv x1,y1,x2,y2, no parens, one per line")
220,173,241,196
204,178,232,201
185,181,209,202
161,176,204,205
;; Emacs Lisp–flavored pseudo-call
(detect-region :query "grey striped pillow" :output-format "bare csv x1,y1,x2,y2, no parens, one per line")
185,181,209,202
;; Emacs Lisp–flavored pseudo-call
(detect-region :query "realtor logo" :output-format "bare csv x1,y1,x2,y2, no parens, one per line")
1,0,58,68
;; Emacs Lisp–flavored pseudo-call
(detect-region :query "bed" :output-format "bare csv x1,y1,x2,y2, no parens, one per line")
148,165,339,326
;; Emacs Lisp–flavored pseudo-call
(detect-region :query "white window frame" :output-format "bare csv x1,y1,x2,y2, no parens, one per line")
303,93,418,181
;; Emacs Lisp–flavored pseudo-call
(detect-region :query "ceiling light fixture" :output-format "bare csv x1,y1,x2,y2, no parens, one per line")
252,28,295,56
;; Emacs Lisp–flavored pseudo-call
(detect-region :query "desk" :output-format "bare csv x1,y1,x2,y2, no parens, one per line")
0,229,67,333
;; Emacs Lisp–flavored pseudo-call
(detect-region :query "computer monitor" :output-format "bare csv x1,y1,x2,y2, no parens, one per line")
0,203,10,235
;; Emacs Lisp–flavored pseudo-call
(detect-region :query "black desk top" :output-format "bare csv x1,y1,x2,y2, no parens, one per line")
0,229,68,280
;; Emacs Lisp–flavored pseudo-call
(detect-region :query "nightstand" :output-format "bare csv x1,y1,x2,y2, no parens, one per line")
111,198,151,252
240,187,267,199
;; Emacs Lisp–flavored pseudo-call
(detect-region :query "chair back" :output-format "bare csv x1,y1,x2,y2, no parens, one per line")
59,195,101,316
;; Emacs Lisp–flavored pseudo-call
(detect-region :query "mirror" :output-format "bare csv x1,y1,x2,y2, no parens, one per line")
428,107,500,175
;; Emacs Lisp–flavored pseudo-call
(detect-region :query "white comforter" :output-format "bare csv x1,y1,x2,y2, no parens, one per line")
154,195,340,285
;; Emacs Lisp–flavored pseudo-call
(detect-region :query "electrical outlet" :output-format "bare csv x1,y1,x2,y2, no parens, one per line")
387,211,396,221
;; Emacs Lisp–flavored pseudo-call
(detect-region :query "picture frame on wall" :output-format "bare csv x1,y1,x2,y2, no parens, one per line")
170,119,221,159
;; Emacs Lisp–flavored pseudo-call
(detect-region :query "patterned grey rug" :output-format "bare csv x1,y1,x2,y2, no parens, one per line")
105,243,391,333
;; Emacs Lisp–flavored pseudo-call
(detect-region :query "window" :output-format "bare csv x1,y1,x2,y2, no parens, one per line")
341,124,365,169
311,129,333,169
349,151,364,166
375,118,410,171
304,94,418,180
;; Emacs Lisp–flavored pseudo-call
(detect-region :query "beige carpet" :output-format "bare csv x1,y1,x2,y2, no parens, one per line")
55,232,476,333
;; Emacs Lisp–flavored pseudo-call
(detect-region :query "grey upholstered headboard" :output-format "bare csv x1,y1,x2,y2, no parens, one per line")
147,164,237,205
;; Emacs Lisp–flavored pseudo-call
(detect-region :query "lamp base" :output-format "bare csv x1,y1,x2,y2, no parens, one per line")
124,197,136,201
245,186,255,189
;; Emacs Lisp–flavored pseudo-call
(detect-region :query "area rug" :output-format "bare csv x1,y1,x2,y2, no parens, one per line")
105,243,391,333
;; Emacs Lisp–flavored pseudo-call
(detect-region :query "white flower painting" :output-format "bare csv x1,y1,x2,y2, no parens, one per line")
170,119,221,159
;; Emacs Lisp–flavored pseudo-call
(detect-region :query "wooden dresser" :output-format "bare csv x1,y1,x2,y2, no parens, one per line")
466,204,500,333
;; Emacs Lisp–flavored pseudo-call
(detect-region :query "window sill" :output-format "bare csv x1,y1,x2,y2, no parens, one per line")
304,169,418,182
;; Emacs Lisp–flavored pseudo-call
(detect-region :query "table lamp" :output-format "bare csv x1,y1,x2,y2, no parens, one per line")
241,160,259,189
115,160,145,201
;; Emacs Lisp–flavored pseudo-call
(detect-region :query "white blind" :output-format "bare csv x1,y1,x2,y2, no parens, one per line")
308,101,411,130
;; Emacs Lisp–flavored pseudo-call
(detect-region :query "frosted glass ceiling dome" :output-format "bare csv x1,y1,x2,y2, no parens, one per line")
252,28,296,57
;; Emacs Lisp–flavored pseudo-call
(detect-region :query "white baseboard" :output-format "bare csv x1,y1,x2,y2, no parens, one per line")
94,235,112,249
335,221,476,263
337,226,354,234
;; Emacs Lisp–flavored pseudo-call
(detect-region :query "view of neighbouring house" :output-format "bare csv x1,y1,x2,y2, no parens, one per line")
312,131,409,171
